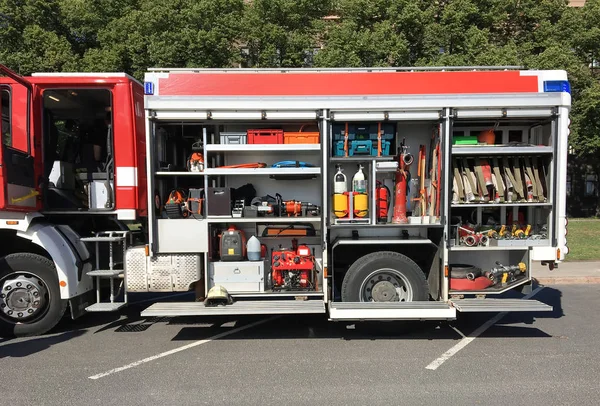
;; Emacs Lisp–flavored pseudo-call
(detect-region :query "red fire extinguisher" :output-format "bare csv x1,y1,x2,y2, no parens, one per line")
376,181,391,223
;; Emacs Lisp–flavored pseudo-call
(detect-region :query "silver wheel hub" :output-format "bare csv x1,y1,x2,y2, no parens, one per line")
360,268,413,302
0,274,47,320
371,281,398,302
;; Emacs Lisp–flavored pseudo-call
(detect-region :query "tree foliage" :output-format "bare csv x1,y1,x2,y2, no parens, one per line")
0,0,599,164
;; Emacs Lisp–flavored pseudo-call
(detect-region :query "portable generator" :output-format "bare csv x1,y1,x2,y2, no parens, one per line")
271,239,314,290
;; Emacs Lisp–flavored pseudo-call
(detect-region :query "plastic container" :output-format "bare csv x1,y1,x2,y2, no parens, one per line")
284,125,320,144
220,132,247,144
247,235,261,261
334,165,347,194
352,165,367,193
247,129,284,144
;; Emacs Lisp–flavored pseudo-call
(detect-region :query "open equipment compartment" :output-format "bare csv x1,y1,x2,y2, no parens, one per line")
328,119,446,228
448,248,531,294
148,116,325,298
447,114,558,294
202,119,323,297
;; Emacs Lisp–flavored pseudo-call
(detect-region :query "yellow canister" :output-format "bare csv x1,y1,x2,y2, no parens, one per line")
333,193,349,218
353,192,368,218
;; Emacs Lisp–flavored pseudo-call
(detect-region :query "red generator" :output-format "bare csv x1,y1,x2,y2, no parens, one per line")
271,240,314,290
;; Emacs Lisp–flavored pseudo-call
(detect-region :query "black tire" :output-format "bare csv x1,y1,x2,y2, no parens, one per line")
341,251,429,302
0,253,67,338
449,264,482,279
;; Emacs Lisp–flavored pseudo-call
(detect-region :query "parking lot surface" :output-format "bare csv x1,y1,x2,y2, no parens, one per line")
1,284,598,406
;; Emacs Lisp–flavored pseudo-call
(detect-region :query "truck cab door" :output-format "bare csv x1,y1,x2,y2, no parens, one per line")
0,65,39,212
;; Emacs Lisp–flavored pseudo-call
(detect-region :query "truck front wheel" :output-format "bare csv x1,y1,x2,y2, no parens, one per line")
0,253,67,338
341,251,429,302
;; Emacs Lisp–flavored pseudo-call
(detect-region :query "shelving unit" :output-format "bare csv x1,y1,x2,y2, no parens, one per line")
204,167,321,176
451,202,551,208
452,146,553,155
206,217,321,224
205,144,320,152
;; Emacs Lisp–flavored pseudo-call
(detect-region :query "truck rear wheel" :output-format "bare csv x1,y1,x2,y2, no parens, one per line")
341,251,428,302
0,253,67,338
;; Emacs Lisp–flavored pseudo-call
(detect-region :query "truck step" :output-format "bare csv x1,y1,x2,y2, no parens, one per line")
86,302,127,312
141,300,326,317
80,236,126,243
328,301,456,321
450,298,552,312
86,269,124,277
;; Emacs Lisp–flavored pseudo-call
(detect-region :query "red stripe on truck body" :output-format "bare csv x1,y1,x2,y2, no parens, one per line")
159,71,538,97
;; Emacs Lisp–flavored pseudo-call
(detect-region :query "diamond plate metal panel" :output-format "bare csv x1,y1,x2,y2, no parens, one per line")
148,253,202,292
125,247,148,292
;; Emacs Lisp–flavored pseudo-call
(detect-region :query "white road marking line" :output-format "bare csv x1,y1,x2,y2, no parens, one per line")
89,316,279,380
425,286,545,371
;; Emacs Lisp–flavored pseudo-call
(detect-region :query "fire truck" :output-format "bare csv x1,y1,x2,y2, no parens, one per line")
0,65,569,337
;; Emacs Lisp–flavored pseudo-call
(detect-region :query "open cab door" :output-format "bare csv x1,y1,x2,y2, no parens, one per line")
0,64,39,212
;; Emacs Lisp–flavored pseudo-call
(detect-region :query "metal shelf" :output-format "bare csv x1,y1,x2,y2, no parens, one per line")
449,246,530,251
205,144,320,152
330,156,394,162
155,171,202,176
330,223,443,229
451,202,551,208
231,291,324,298
452,146,553,156
205,167,321,176
207,217,321,224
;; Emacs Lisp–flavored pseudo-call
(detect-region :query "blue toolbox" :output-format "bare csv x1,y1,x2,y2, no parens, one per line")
332,123,395,157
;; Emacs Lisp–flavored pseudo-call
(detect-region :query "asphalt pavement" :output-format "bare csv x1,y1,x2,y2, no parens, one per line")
1,284,599,405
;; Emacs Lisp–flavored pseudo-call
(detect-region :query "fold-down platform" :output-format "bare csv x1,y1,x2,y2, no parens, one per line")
450,299,552,312
141,300,326,317
328,302,456,321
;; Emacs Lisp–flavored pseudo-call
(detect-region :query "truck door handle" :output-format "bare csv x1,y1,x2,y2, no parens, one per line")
233,268,241,274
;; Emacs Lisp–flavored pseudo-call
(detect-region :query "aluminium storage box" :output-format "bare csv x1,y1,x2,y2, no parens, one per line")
220,132,247,145
209,260,268,293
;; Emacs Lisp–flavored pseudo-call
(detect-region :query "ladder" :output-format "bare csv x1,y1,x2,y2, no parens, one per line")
81,231,131,312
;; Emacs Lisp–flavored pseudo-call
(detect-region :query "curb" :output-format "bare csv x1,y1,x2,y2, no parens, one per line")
534,276,600,285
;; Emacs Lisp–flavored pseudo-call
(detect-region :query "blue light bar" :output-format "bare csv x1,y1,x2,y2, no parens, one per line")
543,80,570,93
144,82,154,95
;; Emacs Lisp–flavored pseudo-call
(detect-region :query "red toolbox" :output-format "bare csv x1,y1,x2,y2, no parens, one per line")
247,129,284,144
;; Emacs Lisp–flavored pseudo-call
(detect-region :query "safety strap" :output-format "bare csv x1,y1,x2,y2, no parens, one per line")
492,157,505,202
344,123,349,157
377,122,382,157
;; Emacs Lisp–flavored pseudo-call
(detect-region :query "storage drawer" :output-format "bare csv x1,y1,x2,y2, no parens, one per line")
220,132,247,144
209,260,267,293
